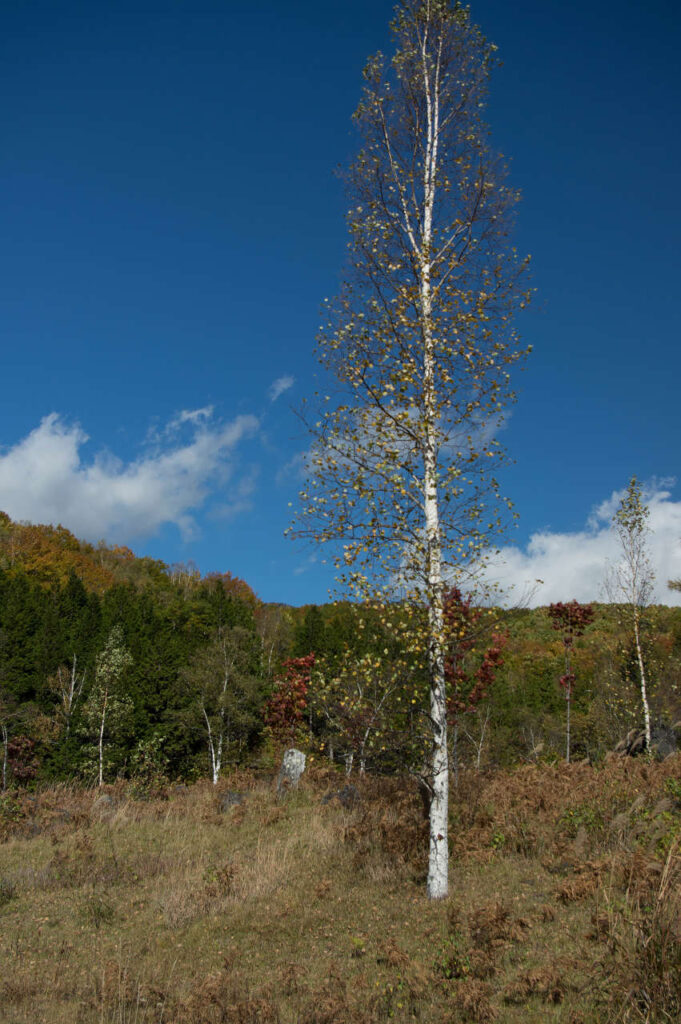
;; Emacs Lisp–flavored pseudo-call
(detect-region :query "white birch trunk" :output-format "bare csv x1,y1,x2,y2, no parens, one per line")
66,658,76,738
476,715,487,771
203,663,230,785
215,733,223,784
203,705,219,785
65,654,84,737
634,615,651,750
462,705,491,771
420,19,448,901
98,690,108,788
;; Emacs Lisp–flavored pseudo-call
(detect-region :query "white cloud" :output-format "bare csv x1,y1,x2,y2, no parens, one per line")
0,411,259,543
486,481,681,607
268,375,295,403
209,466,260,522
167,406,214,431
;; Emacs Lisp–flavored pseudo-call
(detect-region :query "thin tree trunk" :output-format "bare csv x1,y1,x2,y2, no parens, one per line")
98,690,108,788
634,614,651,749
65,654,83,738
215,733,223,783
565,647,571,764
1,724,7,792
566,690,571,764
462,705,491,770
203,706,219,785
478,706,490,770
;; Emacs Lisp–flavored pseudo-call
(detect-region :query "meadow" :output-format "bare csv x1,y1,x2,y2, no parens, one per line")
1,756,680,1023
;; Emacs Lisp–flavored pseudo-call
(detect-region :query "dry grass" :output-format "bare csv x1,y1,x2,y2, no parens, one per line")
0,758,680,1022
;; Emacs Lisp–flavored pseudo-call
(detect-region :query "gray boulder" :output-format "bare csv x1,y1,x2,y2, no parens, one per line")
90,794,115,820
613,725,678,760
650,725,678,759
321,784,360,809
276,748,306,795
217,791,245,812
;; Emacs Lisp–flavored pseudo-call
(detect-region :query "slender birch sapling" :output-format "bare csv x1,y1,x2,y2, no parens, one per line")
606,478,655,750
292,0,529,898
82,626,133,787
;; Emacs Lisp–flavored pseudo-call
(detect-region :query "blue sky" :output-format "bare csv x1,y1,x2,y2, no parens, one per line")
2,0,680,605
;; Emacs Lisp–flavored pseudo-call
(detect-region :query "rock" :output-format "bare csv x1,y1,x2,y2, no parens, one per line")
276,748,306,795
217,791,245,812
90,794,115,819
321,784,360,809
650,726,678,760
613,725,678,760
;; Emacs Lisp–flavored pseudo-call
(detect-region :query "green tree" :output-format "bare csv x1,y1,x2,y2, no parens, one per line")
311,653,414,774
81,625,133,787
180,627,263,783
292,0,528,898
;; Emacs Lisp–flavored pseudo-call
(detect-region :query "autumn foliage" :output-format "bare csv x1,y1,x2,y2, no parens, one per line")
263,654,314,747
443,588,507,720
547,600,595,701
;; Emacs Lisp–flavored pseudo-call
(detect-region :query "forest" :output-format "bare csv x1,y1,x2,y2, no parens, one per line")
1,509,679,793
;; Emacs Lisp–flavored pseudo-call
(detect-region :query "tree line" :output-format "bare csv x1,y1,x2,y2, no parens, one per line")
1,511,679,794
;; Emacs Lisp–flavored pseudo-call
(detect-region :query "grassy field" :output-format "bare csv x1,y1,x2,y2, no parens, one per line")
1,757,680,1023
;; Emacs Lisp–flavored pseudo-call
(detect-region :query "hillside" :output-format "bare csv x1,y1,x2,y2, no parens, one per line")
1,511,681,787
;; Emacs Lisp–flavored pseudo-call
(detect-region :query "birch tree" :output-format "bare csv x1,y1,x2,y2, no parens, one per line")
48,655,86,738
181,627,262,784
293,0,529,898
606,478,655,750
82,626,133,787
